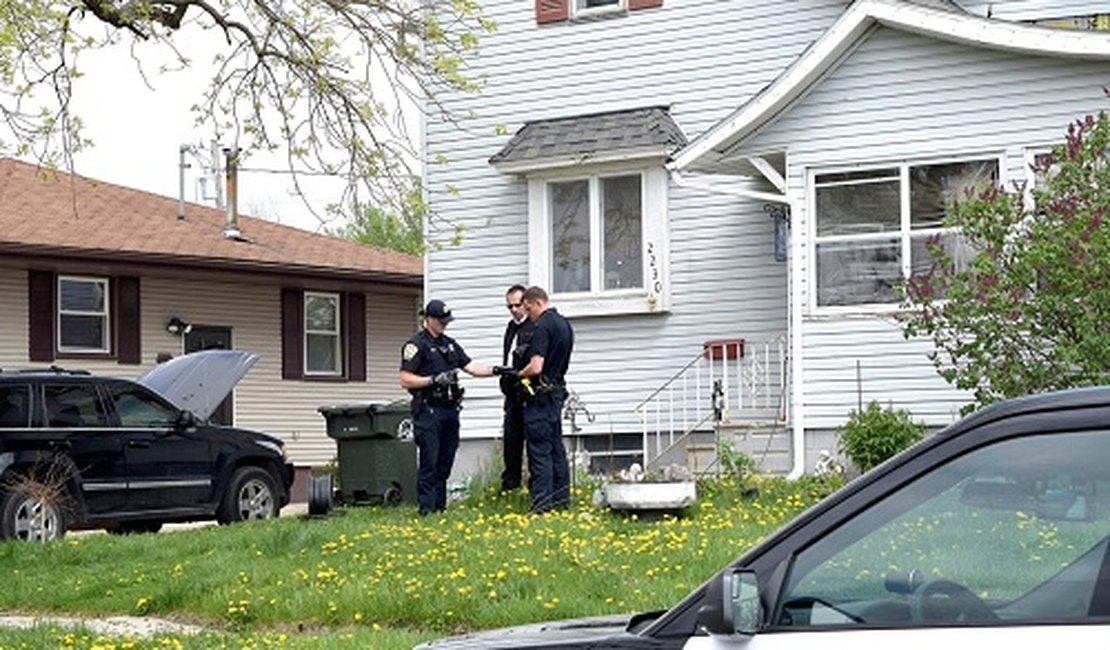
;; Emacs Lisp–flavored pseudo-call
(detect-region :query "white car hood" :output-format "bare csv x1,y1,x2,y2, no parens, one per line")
138,350,258,422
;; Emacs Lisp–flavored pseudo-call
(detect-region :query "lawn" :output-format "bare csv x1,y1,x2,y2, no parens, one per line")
0,475,838,650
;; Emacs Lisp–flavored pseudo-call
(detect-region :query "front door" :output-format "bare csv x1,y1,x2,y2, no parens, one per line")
184,326,234,425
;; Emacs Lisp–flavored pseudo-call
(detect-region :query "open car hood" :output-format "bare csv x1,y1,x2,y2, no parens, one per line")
138,350,258,422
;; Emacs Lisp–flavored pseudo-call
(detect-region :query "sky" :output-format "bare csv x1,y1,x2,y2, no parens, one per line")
63,24,401,235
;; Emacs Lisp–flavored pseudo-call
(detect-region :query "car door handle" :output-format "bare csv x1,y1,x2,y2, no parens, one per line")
127,441,151,448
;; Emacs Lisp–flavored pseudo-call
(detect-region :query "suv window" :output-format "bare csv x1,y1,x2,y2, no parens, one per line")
104,384,179,428
43,384,108,428
776,430,1110,627
0,385,31,428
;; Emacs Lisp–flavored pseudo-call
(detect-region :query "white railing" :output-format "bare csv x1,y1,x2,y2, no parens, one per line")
633,335,787,470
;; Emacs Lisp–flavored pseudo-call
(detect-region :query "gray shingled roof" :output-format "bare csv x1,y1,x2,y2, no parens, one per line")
489,106,687,166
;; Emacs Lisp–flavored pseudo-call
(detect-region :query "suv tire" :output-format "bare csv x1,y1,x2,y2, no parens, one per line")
218,466,279,524
1,483,67,542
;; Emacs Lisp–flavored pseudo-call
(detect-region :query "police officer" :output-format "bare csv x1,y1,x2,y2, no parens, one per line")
499,284,534,492
517,286,574,513
399,299,504,515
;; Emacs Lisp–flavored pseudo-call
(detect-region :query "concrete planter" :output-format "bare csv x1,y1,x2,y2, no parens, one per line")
602,480,697,510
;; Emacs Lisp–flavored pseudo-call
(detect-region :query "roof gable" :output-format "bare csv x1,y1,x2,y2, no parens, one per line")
0,158,421,284
672,0,1110,173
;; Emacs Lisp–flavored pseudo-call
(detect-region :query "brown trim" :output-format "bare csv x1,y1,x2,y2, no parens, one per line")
281,288,304,380
28,270,55,362
346,292,367,382
116,276,141,364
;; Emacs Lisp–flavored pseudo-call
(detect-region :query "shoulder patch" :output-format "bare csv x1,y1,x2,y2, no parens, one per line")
402,342,419,361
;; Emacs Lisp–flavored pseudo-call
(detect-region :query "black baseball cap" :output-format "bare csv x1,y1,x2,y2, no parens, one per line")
422,299,455,323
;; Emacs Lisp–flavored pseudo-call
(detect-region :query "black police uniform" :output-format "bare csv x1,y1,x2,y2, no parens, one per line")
400,328,471,515
522,307,573,513
499,316,534,491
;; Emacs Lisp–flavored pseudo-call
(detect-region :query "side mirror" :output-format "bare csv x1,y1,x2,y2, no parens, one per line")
175,410,197,431
697,569,761,636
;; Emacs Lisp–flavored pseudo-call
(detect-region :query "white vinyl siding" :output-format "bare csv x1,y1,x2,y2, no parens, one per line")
732,25,1110,429
425,0,848,440
957,1,1110,21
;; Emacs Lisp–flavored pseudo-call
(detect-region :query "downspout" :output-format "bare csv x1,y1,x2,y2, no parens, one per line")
667,168,807,478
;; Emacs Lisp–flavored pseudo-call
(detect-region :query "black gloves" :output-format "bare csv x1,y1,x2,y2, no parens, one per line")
432,369,459,386
492,366,516,376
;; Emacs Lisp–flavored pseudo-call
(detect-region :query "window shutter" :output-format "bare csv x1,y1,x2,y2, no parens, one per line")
346,292,367,382
629,0,663,8
536,0,569,24
116,276,141,364
281,288,303,380
28,270,55,362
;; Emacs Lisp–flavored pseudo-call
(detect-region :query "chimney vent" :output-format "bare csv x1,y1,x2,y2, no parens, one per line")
223,147,243,240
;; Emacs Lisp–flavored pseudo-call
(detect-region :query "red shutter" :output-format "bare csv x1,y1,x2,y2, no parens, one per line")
629,0,663,8
346,292,367,382
28,270,55,362
536,0,569,24
116,276,141,364
281,288,303,380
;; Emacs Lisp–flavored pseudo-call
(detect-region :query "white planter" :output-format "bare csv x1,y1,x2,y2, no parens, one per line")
602,480,697,510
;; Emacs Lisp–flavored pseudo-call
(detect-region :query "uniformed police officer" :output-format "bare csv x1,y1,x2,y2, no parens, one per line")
399,299,507,515
517,286,574,513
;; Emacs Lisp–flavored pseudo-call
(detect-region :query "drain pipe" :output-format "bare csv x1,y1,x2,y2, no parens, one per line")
668,168,807,479
222,147,242,240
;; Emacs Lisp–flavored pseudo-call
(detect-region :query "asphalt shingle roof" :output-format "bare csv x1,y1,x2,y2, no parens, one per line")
0,158,420,284
489,106,687,166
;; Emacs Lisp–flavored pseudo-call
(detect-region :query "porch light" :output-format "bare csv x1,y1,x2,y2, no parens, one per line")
166,317,192,336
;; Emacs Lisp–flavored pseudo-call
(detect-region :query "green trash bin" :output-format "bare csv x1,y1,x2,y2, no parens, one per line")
318,400,417,506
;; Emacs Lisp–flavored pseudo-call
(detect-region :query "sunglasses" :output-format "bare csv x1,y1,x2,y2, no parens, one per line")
506,302,524,309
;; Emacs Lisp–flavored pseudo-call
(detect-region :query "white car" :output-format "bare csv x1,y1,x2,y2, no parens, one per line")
418,386,1110,649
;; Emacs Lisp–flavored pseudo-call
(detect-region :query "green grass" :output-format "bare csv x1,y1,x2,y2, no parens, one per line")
0,476,839,650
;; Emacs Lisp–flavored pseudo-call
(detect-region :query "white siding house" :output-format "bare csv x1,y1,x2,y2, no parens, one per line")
426,0,1110,477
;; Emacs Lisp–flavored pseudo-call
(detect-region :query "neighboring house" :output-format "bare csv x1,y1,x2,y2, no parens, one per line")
424,0,1110,478
0,158,420,495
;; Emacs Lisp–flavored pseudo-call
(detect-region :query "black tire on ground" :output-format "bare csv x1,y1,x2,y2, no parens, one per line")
382,484,403,507
307,474,333,517
107,521,164,535
216,466,280,524
0,483,67,542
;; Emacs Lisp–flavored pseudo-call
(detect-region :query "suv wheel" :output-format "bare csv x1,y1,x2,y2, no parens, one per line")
218,466,279,524
1,485,66,542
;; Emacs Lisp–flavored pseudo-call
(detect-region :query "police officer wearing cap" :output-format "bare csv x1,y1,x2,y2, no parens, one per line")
399,299,507,515
517,286,574,513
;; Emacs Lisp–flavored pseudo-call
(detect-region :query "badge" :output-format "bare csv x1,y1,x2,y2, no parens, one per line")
402,343,419,361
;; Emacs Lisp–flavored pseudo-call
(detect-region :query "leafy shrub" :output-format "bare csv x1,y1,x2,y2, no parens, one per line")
837,401,925,472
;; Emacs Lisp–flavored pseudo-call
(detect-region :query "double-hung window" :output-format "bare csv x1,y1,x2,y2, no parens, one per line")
812,158,998,308
57,276,110,353
304,292,341,375
528,166,669,317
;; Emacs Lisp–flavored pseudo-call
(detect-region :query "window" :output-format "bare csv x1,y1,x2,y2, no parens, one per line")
0,385,30,428
529,167,669,317
574,0,624,18
57,276,109,353
304,292,342,376
776,430,1110,628
44,384,107,428
812,159,997,308
105,385,179,428
535,0,662,24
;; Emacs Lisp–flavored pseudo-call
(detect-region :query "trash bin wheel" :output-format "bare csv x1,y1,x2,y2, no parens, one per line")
383,484,403,507
308,474,334,517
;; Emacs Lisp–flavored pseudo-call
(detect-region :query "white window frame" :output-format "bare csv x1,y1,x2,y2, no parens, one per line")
57,275,110,354
303,291,342,376
808,155,1003,314
527,163,670,318
571,0,626,19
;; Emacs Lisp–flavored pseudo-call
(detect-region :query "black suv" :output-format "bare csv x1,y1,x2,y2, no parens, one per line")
0,359,293,541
